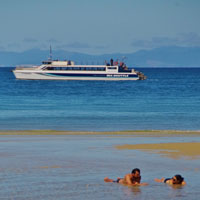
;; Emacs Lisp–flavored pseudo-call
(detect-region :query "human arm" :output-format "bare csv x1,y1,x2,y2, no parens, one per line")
154,178,165,183
181,181,186,185
104,177,114,182
137,182,149,186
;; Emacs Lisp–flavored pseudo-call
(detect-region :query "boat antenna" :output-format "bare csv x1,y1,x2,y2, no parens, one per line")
49,45,52,60
122,56,127,61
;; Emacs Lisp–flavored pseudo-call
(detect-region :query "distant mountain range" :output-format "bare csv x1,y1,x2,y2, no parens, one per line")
0,46,200,67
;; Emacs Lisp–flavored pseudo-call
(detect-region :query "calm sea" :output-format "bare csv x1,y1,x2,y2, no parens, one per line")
0,67,200,131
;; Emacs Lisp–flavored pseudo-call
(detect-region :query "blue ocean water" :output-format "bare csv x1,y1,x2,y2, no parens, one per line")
0,67,200,131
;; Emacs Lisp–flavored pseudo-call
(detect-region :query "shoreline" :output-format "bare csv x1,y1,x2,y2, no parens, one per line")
0,129,200,136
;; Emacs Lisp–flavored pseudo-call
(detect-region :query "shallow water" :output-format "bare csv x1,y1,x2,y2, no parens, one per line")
0,135,200,199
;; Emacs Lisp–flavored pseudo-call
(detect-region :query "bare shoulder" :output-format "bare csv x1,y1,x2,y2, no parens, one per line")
124,173,132,178
123,173,133,185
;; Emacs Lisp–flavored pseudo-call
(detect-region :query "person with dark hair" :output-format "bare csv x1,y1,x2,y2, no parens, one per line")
110,58,113,66
154,174,186,185
104,168,148,186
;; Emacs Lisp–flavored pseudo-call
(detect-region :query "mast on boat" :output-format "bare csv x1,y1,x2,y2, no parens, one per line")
49,45,52,60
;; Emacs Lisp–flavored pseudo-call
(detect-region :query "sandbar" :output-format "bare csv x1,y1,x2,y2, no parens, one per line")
115,142,200,160
0,130,200,136
1,130,200,160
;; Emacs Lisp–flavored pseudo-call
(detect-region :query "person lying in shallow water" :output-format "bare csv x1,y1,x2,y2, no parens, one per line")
104,168,148,186
154,174,186,185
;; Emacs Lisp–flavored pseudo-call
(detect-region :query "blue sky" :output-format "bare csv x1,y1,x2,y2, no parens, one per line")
0,0,200,54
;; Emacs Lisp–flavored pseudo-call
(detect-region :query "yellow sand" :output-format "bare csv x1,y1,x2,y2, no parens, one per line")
0,130,200,136
115,142,200,160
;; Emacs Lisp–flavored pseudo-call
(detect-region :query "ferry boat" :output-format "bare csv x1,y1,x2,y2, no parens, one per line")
13,58,146,81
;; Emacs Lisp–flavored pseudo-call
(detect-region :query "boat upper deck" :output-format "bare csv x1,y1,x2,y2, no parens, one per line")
15,58,136,74
40,59,134,73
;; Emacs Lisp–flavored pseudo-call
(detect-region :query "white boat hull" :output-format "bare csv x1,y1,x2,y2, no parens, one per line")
13,70,140,81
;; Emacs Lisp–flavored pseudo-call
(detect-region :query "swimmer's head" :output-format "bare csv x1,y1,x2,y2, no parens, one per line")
132,168,141,178
132,168,140,174
172,175,184,184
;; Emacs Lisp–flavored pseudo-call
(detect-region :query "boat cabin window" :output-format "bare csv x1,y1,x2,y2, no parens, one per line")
44,66,106,71
45,67,54,70
118,66,131,73
107,66,117,70
42,61,52,64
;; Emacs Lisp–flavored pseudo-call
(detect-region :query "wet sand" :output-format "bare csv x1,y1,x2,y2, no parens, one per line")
1,130,200,160
115,142,200,160
0,129,200,136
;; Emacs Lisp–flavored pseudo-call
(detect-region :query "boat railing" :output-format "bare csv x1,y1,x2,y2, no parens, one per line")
15,65,39,70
